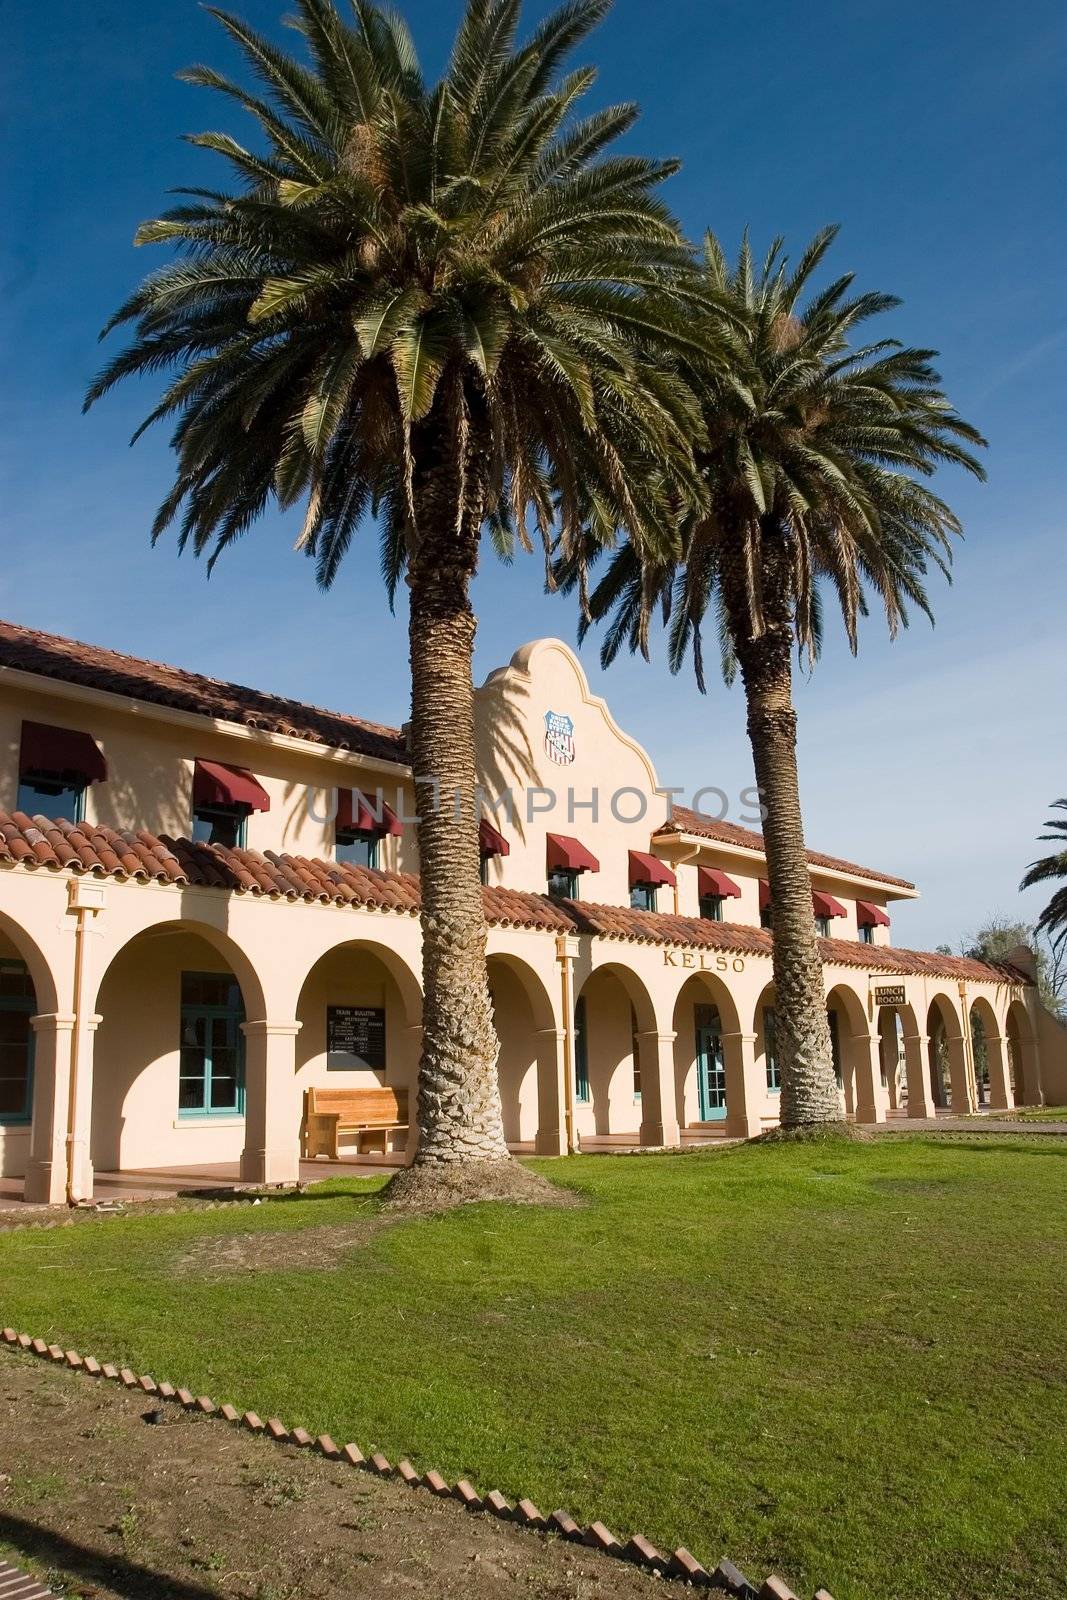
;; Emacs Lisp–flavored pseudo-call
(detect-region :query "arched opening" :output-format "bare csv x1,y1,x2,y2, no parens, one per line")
672,971,743,1136
826,985,873,1119
1006,999,1039,1106
969,997,1000,1108
754,981,780,1110
92,921,265,1179
925,993,966,1112
295,939,423,1162
487,953,556,1151
877,1006,906,1111
572,963,655,1141
0,916,49,1182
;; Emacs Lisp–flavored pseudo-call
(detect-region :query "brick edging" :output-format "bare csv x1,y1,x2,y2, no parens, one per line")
1,1326,836,1600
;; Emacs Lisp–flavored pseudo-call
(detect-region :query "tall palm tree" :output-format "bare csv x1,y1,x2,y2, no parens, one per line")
1021,800,1067,951
568,228,985,1128
85,0,709,1184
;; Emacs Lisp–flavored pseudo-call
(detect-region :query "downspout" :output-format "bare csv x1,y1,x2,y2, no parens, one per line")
958,979,978,1111
555,934,577,1155
669,843,702,915
65,904,89,1207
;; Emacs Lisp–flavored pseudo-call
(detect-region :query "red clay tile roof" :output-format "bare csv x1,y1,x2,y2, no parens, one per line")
656,804,916,892
0,619,407,766
0,811,1027,988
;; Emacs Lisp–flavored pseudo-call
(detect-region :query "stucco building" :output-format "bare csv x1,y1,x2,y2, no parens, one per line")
0,619,1060,1205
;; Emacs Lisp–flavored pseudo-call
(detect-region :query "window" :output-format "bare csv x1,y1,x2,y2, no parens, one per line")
179,971,245,1116
0,961,35,1125
629,882,657,912
479,854,490,886
699,894,724,922
827,1008,842,1088
760,904,773,930
548,867,579,899
573,995,590,1102
336,828,380,869
815,915,831,938
859,922,875,945
16,775,85,823
763,1005,780,1092
192,806,247,849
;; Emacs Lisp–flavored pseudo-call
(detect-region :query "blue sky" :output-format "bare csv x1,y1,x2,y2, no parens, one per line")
2,0,1064,947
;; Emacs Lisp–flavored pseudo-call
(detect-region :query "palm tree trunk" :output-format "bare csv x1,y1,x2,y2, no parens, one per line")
728,541,842,1128
405,479,510,1166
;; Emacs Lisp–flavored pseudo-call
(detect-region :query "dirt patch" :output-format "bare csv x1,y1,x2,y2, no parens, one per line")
0,1349,683,1599
170,1217,394,1279
382,1158,582,1215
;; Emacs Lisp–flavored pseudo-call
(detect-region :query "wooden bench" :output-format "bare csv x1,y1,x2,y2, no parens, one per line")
302,1086,409,1159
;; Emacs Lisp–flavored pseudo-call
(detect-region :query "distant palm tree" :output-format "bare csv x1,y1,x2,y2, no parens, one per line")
1021,800,1067,950
569,228,985,1128
85,0,709,1183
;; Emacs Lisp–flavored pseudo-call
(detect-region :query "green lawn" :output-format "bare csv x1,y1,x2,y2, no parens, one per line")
993,1105,1067,1122
2,1139,1065,1600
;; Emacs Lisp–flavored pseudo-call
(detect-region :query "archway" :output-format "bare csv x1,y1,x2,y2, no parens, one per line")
672,971,744,1136
487,953,558,1151
573,962,656,1140
1006,999,1039,1106
0,917,49,1182
754,981,779,1112
969,997,1001,1108
295,939,423,1161
925,993,968,1112
826,984,880,1121
91,920,266,1178
877,1006,905,1110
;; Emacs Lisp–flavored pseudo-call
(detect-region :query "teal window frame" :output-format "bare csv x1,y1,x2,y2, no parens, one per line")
573,994,590,1102
763,1005,781,1092
629,882,657,912
0,960,35,1125
192,805,248,848
815,915,831,938
335,828,381,869
699,894,724,922
17,775,85,823
178,971,246,1118
859,923,875,945
548,867,579,899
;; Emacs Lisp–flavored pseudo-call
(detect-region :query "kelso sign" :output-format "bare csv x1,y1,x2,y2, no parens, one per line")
663,949,746,973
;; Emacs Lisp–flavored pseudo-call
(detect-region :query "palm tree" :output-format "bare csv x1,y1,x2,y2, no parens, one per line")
569,228,985,1128
85,0,709,1186
1021,800,1067,951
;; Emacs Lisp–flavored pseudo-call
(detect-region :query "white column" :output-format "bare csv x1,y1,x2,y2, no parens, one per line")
850,1032,887,1124
723,1031,763,1138
534,1027,567,1156
636,1030,681,1148
23,1014,76,1205
904,1033,934,1118
240,1020,302,1185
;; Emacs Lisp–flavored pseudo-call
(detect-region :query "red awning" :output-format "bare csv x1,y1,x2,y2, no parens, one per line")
857,899,891,928
546,833,599,874
337,787,402,837
479,819,510,858
628,850,677,890
812,889,847,919
193,759,270,813
697,866,741,900
758,879,772,910
20,721,107,785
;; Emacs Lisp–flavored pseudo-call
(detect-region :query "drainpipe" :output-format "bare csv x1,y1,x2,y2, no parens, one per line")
555,934,577,1154
65,903,90,1206
958,979,978,1111
669,843,702,915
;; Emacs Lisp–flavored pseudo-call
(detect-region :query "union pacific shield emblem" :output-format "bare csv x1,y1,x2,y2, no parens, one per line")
544,710,575,766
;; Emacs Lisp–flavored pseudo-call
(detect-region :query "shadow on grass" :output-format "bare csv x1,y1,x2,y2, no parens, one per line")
0,1510,223,1600
932,1139,1067,1159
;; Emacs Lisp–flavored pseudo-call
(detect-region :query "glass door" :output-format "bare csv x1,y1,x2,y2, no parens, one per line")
695,1004,726,1121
